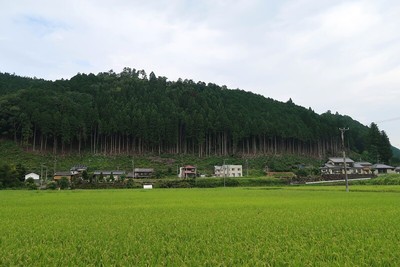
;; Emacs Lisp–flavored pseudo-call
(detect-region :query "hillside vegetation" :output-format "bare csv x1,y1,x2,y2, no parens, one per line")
0,68,393,164
0,139,320,177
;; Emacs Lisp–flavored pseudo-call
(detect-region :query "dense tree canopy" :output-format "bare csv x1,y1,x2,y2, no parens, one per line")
0,69,393,160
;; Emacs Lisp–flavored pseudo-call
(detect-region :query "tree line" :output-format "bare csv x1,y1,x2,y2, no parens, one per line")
0,68,393,163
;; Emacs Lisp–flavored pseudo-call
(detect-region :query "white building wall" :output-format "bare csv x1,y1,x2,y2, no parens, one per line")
214,165,242,177
25,173,40,181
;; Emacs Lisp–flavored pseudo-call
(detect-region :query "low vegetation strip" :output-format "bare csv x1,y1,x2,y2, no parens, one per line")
1,187,400,266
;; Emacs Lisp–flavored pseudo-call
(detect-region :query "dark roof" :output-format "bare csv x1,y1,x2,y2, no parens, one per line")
354,162,372,166
93,171,125,175
126,169,154,178
321,163,354,169
328,157,355,163
353,162,372,168
372,164,394,169
134,168,154,172
54,171,73,176
70,165,88,171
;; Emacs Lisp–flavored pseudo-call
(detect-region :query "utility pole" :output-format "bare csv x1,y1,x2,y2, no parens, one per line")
53,156,57,174
223,159,226,187
246,159,249,177
40,163,43,186
45,166,48,184
132,157,135,178
339,128,349,192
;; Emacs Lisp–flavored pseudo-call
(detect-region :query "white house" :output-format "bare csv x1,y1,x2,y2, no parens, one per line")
24,173,40,183
214,165,243,177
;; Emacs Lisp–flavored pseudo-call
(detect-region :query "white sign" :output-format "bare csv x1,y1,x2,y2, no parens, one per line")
143,184,153,189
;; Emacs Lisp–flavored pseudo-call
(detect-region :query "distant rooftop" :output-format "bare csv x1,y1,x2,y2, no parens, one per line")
372,164,394,169
328,157,355,163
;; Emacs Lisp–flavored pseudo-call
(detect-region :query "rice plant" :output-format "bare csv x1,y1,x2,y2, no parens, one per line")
0,187,399,266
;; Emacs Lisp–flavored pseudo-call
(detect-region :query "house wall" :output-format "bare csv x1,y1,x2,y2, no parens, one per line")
54,175,72,181
215,165,243,177
178,167,196,178
25,173,40,180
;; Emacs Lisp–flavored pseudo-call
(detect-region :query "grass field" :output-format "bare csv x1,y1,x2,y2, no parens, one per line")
1,186,400,266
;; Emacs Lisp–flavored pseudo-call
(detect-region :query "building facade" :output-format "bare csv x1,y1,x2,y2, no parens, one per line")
214,165,243,177
178,165,197,178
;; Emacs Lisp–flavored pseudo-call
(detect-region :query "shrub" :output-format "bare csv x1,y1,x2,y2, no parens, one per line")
25,177,35,184
58,177,70,190
26,182,38,190
46,181,57,190
126,179,141,189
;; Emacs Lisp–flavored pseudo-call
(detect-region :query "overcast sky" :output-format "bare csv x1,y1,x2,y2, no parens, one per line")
1,0,399,147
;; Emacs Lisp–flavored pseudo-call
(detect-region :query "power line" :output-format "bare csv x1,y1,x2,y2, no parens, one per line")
339,128,349,193
375,117,400,123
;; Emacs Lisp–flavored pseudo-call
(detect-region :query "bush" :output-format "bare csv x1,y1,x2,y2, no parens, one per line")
158,180,194,188
46,181,58,190
126,179,141,189
26,182,38,190
25,177,35,184
58,177,70,190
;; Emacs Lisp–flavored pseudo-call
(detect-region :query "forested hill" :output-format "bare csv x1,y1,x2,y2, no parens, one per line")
0,68,393,163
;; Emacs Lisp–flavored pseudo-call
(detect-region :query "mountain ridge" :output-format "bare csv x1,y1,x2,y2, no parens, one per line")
0,68,394,163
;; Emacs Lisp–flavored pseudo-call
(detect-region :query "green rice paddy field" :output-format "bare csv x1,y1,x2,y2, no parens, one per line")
1,186,400,266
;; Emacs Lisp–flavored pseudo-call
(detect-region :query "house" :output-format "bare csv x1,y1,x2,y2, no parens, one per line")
93,170,126,181
372,164,395,175
395,167,400,174
25,173,40,184
126,168,154,179
54,172,78,181
352,162,373,175
214,165,243,177
320,157,355,174
178,165,196,178
70,165,88,173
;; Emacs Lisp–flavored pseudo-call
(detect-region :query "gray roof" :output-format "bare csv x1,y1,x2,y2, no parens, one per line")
372,164,394,169
134,168,154,172
93,171,125,175
70,165,88,171
320,163,347,169
126,169,154,178
328,157,355,163
354,162,372,166
54,171,73,176
353,162,372,168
